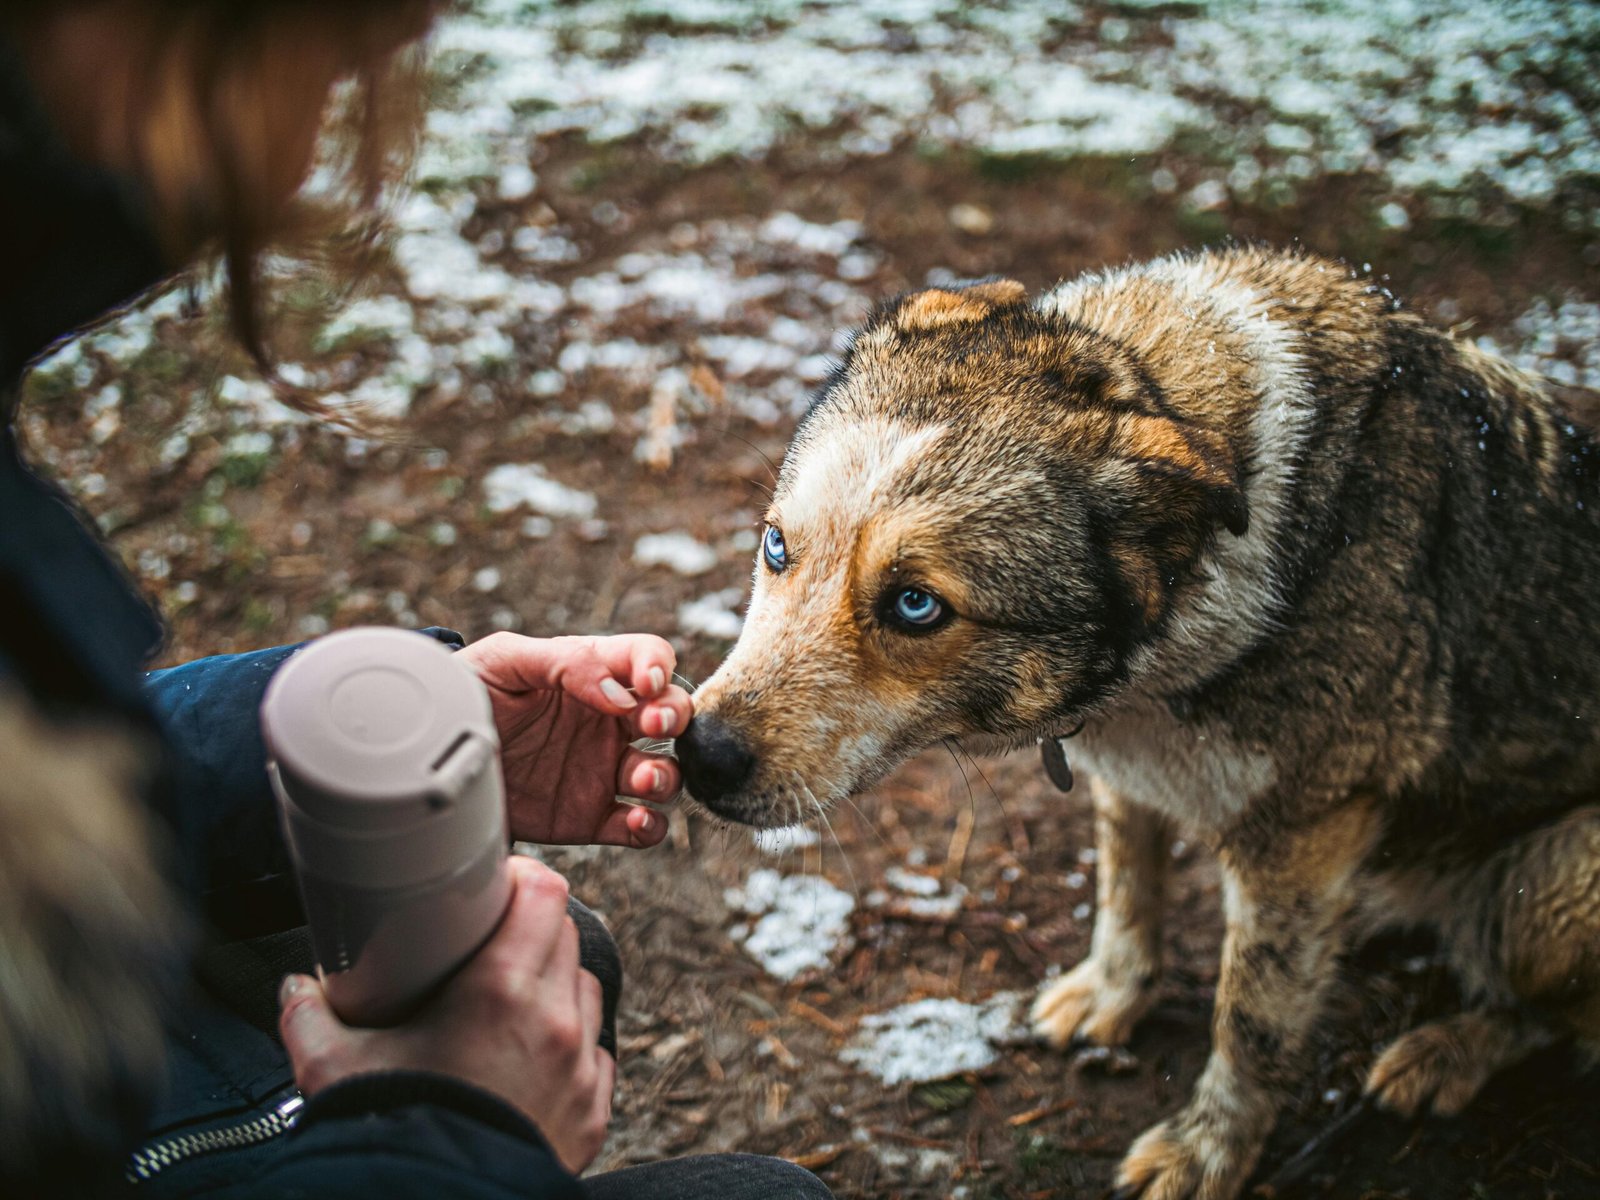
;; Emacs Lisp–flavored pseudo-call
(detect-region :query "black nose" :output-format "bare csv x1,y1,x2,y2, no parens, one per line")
676,714,755,808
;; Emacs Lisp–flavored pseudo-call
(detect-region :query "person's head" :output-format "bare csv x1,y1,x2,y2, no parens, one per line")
5,0,440,361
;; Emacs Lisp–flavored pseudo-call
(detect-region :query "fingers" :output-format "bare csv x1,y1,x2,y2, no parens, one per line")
616,746,681,802
564,634,680,711
576,968,602,1053
478,857,572,978
585,1049,617,1166
460,632,692,729
588,800,670,849
278,973,356,1094
574,635,686,726
547,913,581,993
597,634,677,701
626,684,692,740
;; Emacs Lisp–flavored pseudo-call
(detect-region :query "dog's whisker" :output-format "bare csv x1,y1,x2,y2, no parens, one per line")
725,430,782,486
947,738,1002,811
838,788,893,855
803,781,860,901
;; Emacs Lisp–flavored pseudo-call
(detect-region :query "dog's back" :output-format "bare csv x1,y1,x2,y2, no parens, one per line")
1052,248,1600,839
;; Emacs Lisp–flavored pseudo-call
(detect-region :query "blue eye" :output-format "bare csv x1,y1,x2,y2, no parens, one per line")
888,587,946,630
762,525,787,572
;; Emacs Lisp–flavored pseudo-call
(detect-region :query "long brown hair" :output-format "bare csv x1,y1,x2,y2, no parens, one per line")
7,0,438,374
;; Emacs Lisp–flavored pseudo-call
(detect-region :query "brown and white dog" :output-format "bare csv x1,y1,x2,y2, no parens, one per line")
677,246,1600,1199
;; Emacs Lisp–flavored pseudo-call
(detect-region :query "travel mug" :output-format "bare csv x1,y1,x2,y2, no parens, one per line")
261,627,510,1026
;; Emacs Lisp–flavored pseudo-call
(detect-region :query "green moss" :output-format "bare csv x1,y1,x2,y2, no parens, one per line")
912,1079,974,1112
971,149,1061,184
242,597,276,634
218,452,272,489
1175,205,1231,244
1014,1130,1083,1191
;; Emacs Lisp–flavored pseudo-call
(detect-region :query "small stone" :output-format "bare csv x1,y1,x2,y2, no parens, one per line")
948,203,994,235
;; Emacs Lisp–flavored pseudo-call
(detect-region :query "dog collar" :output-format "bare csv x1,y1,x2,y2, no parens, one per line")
1040,721,1086,793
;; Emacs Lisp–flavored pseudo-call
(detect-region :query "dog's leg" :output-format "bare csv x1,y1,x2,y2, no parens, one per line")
1033,777,1168,1047
1366,805,1600,1121
1114,802,1377,1200
1366,1008,1554,1117
1491,806,1600,1047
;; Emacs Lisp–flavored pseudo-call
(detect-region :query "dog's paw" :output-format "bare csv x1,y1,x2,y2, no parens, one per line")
1111,1114,1263,1200
1365,1018,1499,1118
1031,957,1156,1048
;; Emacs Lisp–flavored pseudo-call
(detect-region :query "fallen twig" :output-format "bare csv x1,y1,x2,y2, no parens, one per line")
1251,1095,1380,1199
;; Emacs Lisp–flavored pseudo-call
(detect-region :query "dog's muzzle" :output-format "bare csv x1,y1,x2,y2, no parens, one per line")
675,714,757,820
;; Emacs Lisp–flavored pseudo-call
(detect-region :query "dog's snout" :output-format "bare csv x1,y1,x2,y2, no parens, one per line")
677,714,755,808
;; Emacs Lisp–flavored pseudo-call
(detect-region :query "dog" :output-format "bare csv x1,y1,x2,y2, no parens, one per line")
676,245,1600,1199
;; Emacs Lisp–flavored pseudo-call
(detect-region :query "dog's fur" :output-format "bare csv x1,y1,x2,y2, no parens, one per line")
679,247,1600,1199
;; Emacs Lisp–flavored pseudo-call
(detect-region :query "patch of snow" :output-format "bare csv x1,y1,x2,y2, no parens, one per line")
886,866,941,897
317,293,416,350
753,826,822,856
873,875,969,921
873,1145,960,1183
678,586,745,640
724,868,855,981
497,161,538,201
1488,295,1600,390
483,462,599,518
840,992,1028,1085
634,531,718,576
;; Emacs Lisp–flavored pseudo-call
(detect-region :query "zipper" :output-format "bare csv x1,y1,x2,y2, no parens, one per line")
126,1093,305,1184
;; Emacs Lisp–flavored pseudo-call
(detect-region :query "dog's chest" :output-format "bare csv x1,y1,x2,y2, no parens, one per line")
1070,702,1276,832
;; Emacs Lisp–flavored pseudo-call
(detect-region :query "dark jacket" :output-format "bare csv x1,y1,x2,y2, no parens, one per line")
0,46,582,1200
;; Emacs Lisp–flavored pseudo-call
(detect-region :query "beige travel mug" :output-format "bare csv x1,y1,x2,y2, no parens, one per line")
261,627,511,1026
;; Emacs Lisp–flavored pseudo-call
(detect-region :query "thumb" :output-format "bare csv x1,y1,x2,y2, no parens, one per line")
278,973,355,1094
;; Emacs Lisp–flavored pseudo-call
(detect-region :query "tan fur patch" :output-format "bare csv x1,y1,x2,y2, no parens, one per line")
1113,413,1238,491
895,278,1026,331
897,290,997,329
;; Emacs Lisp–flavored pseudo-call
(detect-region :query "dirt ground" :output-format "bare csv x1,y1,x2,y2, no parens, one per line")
27,126,1600,1200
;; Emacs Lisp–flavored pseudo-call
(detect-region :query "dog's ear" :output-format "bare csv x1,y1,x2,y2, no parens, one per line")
893,277,1028,331
1099,412,1249,625
1113,413,1249,535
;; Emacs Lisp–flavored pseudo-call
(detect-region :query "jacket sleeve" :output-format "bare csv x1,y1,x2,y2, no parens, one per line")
142,628,467,939
226,1074,584,1199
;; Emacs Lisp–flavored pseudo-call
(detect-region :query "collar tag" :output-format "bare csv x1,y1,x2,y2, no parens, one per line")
1040,735,1074,793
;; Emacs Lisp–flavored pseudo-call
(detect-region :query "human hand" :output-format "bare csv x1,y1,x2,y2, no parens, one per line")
456,632,691,848
278,857,614,1174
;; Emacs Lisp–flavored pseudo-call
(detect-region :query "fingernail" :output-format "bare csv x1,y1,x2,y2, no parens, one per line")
279,975,303,1008
651,765,667,792
600,679,636,708
648,666,665,695
652,707,673,737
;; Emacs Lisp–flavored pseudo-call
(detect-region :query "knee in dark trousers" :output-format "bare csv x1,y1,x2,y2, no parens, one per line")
566,896,620,1057
583,1153,834,1200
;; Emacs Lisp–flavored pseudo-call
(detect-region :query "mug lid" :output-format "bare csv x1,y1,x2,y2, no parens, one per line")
261,627,497,807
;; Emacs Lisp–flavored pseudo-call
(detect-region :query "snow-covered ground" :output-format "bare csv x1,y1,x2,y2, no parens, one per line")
840,991,1029,1085
436,0,1599,211
725,867,857,981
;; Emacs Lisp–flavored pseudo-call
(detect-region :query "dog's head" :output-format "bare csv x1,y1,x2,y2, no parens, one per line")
680,279,1249,826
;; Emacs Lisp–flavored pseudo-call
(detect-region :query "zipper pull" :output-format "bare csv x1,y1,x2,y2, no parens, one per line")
276,1093,306,1127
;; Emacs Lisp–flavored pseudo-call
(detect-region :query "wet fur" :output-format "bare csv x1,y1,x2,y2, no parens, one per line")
685,247,1600,1199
